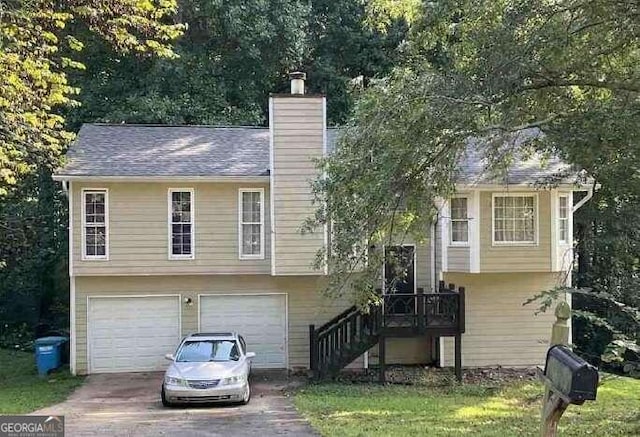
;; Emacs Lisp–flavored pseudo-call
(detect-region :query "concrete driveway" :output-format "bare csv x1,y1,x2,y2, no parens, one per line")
34,372,317,437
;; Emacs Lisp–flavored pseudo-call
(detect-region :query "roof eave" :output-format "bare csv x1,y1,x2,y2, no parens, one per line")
51,174,270,183
455,181,593,191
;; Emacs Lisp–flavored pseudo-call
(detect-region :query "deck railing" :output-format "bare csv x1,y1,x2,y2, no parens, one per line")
381,289,465,335
309,282,466,379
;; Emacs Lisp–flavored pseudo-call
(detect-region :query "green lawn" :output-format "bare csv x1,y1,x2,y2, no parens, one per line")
295,375,640,436
0,348,83,414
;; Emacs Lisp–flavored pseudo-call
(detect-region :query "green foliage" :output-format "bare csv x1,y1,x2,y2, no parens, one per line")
295,377,640,436
0,322,33,351
0,170,68,330
569,134,640,375
66,0,309,126
308,1,640,310
0,0,182,333
0,0,183,195
66,0,407,127
526,287,640,378
305,70,472,306
0,348,83,414
303,0,408,124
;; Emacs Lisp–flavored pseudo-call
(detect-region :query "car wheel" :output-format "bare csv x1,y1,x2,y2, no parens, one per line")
240,382,251,405
161,385,173,408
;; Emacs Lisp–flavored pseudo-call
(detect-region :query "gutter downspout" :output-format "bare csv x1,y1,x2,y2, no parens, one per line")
60,178,76,374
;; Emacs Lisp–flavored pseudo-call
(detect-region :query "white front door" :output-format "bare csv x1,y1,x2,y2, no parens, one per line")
88,295,181,373
199,294,287,368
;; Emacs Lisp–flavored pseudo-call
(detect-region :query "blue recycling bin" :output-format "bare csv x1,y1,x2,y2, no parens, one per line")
35,336,68,376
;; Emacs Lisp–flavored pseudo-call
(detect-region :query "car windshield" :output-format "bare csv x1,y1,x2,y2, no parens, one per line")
176,340,240,362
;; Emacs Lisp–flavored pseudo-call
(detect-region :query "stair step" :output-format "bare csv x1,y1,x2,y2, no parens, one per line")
311,303,384,379
326,339,379,372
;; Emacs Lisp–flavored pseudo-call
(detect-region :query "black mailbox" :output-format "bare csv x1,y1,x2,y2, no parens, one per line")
544,345,599,404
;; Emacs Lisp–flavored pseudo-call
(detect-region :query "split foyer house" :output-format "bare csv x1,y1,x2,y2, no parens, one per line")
53,74,592,376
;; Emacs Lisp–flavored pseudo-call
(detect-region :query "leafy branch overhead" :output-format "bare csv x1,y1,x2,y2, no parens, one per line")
0,0,183,195
306,0,640,305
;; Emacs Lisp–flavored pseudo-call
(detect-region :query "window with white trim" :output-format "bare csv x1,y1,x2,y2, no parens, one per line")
83,189,108,259
450,197,469,244
239,189,264,259
559,195,569,243
169,189,194,258
493,195,536,244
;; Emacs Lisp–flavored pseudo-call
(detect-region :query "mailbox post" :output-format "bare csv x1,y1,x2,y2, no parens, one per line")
539,302,599,437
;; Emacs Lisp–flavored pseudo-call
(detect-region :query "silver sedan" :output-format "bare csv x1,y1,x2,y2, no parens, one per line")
161,332,255,406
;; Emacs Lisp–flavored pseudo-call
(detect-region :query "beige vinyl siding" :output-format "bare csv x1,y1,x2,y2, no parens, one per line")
557,243,573,273
480,191,552,272
448,246,470,272
441,272,567,368
72,182,270,276
414,241,432,292
74,275,359,374
271,96,325,275
435,219,444,276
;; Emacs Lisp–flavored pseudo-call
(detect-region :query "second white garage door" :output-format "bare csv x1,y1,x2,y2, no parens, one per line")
199,294,287,368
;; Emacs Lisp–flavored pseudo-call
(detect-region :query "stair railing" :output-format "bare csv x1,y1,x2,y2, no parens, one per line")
309,304,381,378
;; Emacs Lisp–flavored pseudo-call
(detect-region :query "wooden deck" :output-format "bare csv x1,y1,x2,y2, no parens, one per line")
310,282,466,381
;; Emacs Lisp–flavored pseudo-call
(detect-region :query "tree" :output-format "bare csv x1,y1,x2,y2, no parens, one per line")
302,0,408,124
65,0,311,127
0,0,182,338
307,0,640,317
0,0,183,195
65,0,409,127
0,170,68,332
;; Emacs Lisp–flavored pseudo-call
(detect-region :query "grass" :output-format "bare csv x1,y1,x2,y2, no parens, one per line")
0,348,84,414
295,374,640,437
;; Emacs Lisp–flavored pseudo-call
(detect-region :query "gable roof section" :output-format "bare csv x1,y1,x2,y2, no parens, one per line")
57,124,271,178
458,146,572,186
56,124,579,187
458,129,576,186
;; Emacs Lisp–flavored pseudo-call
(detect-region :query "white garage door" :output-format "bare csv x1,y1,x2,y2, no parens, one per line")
200,294,287,368
88,296,181,373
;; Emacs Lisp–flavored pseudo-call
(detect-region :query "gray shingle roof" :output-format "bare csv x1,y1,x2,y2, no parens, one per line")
58,124,271,177
328,127,577,186
457,129,575,186
57,124,577,186
458,147,573,186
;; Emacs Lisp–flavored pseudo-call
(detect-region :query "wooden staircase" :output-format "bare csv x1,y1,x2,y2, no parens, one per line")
309,304,382,379
309,282,466,381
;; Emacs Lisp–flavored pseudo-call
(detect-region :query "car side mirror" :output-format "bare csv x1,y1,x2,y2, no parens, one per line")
165,353,175,361
246,352,256,359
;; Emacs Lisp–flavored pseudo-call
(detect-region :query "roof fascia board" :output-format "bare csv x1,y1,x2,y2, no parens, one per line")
455,183,590,191
52,175,270,183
